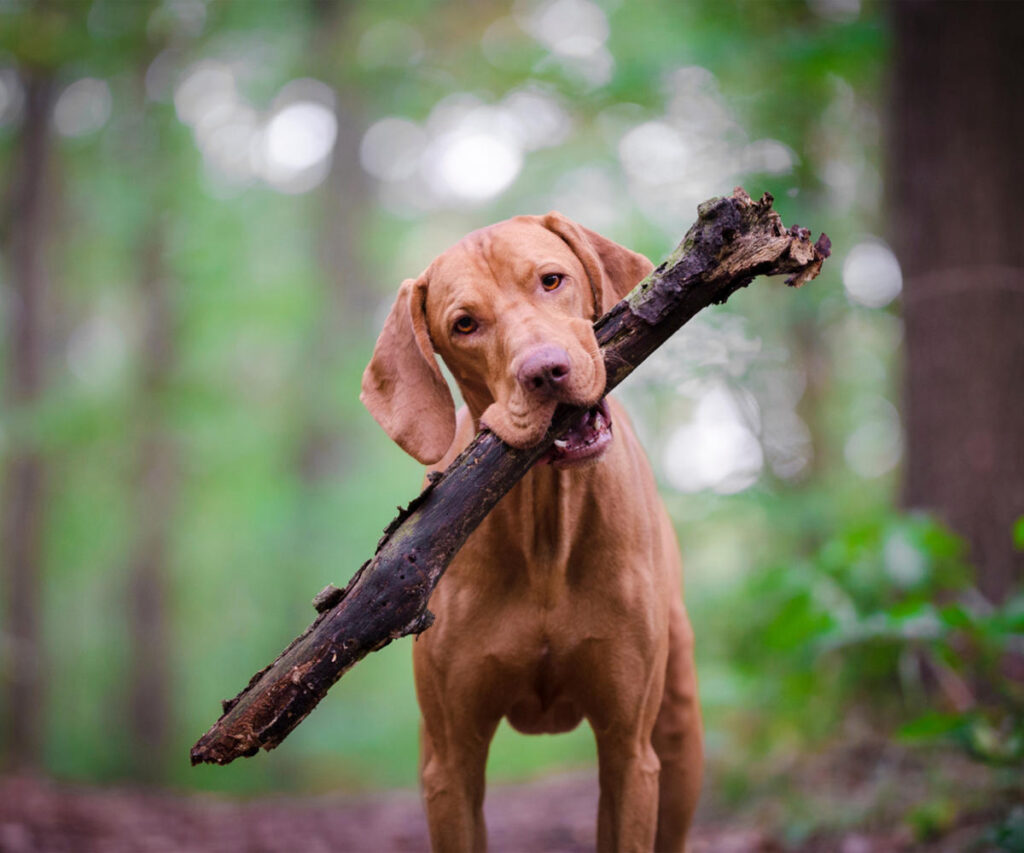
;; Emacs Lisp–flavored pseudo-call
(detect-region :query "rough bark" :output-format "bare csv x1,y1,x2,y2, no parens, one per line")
890,0,1024,602
190,189,830,766
1,70,56,770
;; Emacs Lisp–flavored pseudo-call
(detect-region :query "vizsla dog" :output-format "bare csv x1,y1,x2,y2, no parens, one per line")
361,213,703,852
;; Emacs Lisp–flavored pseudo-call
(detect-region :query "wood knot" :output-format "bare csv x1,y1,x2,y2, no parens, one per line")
312,584,345,613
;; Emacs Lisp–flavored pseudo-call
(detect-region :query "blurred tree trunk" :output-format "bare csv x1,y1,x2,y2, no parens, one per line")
121,44,178,779
296,0,371,483
315,0,373,335
125,223,177,780
890,0,1024,602
1,70,57,769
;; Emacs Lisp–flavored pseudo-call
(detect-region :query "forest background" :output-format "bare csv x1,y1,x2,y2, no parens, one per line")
1,0,1021,849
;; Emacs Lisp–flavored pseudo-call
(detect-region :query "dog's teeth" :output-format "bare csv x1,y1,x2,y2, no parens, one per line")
553,439,568,448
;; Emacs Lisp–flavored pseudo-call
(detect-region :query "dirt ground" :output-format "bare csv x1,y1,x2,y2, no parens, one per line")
0,769,997,853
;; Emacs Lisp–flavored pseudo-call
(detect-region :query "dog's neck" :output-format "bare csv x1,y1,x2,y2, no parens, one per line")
460,397,614,568
482,457,608,575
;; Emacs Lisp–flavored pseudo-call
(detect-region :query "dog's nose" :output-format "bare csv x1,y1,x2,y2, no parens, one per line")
517,346,571,395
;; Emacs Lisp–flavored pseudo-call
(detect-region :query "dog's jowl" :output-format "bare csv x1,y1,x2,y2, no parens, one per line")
362,213,703,853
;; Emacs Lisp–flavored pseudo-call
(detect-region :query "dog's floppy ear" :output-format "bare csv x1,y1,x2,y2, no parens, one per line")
361,276,456,465
542,211,654,317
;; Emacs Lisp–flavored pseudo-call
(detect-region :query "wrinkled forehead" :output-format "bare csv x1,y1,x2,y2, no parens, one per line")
426,221,582,307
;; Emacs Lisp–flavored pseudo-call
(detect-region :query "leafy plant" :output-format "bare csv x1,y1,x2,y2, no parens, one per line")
717,511,1023,844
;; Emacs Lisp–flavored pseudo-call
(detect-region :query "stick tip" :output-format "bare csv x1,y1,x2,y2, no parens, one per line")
190,735,257,766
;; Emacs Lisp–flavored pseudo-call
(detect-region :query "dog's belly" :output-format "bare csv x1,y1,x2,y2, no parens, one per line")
506,693,583,735
502,641,586,735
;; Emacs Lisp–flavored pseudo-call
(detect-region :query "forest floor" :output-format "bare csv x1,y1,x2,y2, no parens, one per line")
0,741,1007,853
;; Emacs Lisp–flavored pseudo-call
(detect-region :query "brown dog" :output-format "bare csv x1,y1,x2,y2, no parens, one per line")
361,213,703,852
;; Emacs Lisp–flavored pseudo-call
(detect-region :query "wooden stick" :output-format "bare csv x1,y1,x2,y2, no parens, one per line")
190,188,830,766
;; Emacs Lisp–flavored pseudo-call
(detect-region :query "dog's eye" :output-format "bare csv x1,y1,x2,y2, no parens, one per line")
453,315,478,335
541,273,564,291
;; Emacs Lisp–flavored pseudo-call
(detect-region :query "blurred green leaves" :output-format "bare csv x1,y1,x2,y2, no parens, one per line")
709,508,1023,843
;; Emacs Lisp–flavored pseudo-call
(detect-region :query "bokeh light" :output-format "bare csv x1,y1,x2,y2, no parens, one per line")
360,117,426,182
663,383,765,494
843,239,903,307
844,396,903,478
424,127,522,203
174,63,337,194
0,68,23,126
66,311,130,389
259,101,337,192
54,78,112,137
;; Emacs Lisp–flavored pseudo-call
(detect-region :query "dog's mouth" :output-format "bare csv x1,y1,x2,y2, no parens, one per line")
540,399,613,468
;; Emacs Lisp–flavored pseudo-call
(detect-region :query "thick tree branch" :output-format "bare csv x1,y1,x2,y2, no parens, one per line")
190,188,830,767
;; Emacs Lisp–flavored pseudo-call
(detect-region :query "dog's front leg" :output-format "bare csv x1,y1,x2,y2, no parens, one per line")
651,600,703,851
415,644,500,853
419,719,493,852
594,729,662,853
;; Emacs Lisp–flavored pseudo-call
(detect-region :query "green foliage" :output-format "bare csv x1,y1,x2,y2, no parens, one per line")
987,806,1024,853
711,510,1023,842
905,796,957,844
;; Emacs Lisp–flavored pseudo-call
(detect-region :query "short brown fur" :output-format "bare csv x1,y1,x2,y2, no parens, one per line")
362,214,703,852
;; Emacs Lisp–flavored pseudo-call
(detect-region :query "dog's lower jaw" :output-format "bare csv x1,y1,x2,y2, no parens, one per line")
542,399,614,469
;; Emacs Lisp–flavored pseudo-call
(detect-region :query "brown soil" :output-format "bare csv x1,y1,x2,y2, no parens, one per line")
0,770,998,853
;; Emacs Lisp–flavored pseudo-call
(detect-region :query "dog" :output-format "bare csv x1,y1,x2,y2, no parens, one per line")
361,213,703,852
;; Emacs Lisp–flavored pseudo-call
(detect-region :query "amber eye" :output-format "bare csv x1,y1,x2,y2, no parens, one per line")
453,315,478,335
541,273,564,291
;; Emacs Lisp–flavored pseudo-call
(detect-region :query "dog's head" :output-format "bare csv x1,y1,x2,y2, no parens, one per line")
361,213,652,466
